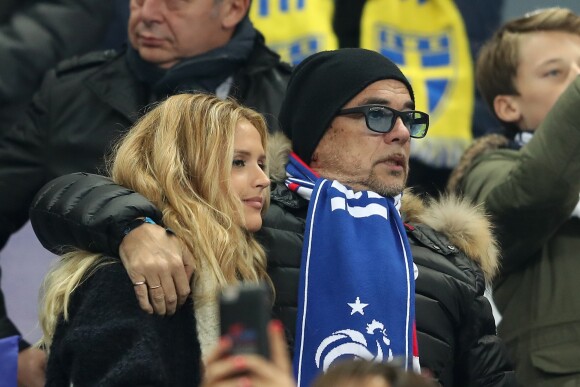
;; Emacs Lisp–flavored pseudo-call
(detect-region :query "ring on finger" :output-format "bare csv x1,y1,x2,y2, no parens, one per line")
149,284,162,290
133,281,146,287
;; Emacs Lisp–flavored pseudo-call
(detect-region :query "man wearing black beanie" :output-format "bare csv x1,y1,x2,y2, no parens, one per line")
278,48,424,200
28,48,516,386
279,48,415,165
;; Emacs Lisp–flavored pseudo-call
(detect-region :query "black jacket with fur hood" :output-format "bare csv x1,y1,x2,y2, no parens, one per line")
262,134,515,387
30,134,515,387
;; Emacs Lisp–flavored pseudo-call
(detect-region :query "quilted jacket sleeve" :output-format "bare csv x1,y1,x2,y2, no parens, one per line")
29,172,162,257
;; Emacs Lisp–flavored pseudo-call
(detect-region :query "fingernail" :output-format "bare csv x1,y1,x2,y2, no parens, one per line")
232,356,246,370
270,319,284,332
219,336,231,348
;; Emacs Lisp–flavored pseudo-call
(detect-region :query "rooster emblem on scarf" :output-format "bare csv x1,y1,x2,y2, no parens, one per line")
314,318,394,371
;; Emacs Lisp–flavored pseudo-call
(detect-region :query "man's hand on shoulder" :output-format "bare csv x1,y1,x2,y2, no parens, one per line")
119,223,194,315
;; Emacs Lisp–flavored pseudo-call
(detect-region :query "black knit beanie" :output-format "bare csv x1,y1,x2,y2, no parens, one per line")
278,48,414,164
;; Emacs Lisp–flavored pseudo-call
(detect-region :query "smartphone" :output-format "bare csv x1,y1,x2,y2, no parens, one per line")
219,282,271,359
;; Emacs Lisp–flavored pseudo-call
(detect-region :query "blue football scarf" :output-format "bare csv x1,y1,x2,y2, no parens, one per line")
0,335,18,387
286,153,419,387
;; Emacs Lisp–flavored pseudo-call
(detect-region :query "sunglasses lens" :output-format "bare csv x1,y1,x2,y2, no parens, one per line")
367,107,394,133
408,112,428,138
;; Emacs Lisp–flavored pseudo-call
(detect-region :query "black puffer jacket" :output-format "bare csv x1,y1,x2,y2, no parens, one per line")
261,188,516,387
30,135,515,386
0,34,289,348
261,134,514,386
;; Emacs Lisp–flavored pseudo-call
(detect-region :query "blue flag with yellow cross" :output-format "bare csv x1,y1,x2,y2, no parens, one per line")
361,0,474,168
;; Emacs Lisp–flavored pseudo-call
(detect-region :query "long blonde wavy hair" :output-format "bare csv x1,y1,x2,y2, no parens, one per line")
39,93,271,348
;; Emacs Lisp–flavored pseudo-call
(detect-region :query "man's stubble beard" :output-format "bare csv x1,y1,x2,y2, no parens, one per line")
314,151,408,197
359,169,408,197
337,165,408,197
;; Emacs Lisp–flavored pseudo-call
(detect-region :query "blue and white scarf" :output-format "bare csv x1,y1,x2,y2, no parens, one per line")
286,153,419,387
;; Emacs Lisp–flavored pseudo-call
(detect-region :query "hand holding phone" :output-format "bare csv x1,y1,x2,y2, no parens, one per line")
202,318,295,387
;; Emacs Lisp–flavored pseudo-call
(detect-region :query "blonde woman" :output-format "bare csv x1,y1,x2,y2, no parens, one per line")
38,93,275,386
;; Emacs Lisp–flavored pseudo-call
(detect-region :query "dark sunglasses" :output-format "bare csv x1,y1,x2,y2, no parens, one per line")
336,105,429,138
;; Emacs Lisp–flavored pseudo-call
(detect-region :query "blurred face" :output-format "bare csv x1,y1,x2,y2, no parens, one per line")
310,79,412,197
508,31,580,130
128,0,235,69
231,119,270,232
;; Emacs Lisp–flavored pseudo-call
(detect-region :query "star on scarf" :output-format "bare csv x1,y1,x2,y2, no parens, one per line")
348,297,369,315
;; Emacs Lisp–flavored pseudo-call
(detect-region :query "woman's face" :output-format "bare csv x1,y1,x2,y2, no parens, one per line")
231,119,270,232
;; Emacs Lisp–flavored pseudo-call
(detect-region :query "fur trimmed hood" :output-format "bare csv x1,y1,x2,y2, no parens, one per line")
401,190,499,282
447,134,510,193
267,132,499,282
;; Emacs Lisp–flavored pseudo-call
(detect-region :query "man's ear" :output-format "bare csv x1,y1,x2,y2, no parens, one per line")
221,0,250,30
493,94,521,124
